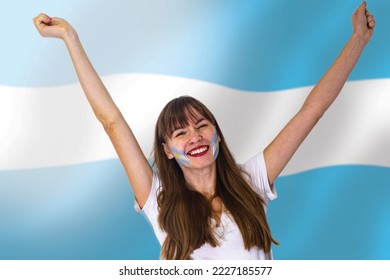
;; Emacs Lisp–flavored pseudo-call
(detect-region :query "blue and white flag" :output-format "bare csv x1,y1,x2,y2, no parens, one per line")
1,0,390,260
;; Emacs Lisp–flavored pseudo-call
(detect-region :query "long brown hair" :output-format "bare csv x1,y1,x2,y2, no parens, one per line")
153,96,278,259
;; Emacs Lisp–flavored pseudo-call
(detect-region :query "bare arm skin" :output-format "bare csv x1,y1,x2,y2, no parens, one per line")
264,2,375,184
33,14,153,207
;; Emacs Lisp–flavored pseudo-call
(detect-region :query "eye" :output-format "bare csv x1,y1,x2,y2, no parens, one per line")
173,130,186,138
197,122,208,129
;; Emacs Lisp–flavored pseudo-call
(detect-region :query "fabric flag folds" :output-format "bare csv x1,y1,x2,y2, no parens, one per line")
1,0,389,259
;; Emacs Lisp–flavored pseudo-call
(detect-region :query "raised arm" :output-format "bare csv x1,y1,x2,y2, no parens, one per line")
33,14,152,207
264,2,375,185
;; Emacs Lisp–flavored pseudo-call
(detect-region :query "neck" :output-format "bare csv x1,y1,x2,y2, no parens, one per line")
181,163,217,197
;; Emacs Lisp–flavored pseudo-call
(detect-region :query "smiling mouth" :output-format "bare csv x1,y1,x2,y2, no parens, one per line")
187,145,209,157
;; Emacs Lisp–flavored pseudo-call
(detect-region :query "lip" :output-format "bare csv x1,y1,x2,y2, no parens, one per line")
187,145,210,157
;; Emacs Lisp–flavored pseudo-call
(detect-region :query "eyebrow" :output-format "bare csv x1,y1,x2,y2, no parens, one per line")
195,118,206,125
171,116,207,133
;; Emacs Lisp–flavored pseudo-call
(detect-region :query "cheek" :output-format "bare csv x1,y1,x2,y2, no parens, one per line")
169,146,191,166
210,132,220,159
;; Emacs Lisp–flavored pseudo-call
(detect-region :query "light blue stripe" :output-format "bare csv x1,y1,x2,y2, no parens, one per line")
0,160,160,260
269,165,390,260
2,0,389,90
1,161,389,259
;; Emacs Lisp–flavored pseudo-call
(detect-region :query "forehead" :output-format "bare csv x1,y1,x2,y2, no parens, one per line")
171,109,206,131
170,108,208,132
184,108,205,123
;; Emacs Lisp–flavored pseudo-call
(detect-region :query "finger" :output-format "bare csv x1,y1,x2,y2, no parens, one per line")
367,16,376,29
365,6,375,30
49,17,64,26
358,1,367,13
353,1,367,19
33,13,52,27
361,1,367,10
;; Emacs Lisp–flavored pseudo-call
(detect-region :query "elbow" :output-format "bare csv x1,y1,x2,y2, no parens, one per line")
312,110,325,122
299,106,324,127
98,112,123,134
301,102,327,123
101,119,113,134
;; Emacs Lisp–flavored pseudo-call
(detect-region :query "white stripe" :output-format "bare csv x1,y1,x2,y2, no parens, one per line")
1,74,390,174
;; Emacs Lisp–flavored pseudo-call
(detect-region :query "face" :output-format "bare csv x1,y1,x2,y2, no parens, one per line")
162,110,220,169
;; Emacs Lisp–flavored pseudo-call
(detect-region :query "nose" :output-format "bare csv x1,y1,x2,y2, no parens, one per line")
188,128,203,144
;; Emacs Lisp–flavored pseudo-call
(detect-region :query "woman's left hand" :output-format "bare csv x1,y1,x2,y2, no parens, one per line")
352,1,375,44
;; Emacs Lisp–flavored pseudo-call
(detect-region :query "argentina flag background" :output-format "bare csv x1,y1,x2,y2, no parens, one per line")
1,0,390,260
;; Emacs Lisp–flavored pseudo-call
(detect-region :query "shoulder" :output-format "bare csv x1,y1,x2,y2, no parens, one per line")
134,172,161,212
240,151,277,201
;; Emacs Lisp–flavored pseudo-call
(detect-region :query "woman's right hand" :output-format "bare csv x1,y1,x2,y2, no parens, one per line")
33,13,153,208
33,13,76,40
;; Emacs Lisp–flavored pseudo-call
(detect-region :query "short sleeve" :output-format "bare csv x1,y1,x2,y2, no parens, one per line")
134,172,160,213
133,172,166,244
241,151,277,203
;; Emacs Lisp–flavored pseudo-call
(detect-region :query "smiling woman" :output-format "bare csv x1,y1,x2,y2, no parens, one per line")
152,95,277,259
32,1,375,260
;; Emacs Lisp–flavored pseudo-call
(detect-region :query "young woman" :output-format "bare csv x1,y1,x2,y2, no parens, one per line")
33,2,375,259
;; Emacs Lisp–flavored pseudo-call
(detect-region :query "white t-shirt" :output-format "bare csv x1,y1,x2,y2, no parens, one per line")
135,151,277,259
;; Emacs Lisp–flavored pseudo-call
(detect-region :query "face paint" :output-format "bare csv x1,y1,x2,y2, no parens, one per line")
170,146,191,166
210,130,220,160
169,128,220,166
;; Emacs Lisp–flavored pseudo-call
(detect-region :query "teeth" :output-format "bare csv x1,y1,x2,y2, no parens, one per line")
189,147,207,155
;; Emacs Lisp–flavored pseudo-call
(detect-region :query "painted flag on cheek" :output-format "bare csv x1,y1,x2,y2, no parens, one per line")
1,0,390,260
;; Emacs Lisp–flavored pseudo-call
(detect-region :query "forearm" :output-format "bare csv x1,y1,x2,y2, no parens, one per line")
302,33,369,119
265,34,370,184
264,2,374,184
63,30,122,128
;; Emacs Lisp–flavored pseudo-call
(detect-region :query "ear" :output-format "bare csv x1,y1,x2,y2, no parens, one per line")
162,143,174,159
215,132,221,143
